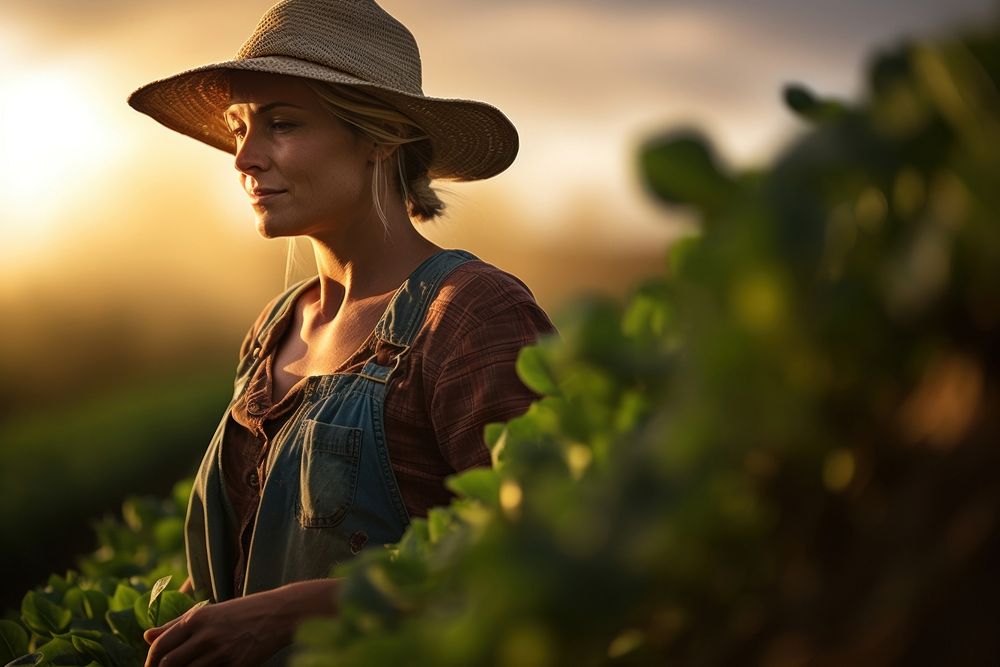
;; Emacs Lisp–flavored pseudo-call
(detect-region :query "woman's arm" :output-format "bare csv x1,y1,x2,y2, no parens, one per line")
428,300,556,471
144,578,339,667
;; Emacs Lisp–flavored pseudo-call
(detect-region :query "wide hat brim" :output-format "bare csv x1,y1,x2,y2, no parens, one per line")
128,56,519,181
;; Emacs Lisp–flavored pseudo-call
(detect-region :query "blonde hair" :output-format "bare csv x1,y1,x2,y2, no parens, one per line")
303,80,445,226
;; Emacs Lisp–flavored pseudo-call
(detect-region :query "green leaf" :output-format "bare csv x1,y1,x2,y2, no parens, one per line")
172,478,194,515
152,517,184,552
0,620,29,663
516,346,559,396
70,634,108,665
3,652,42,666
783,83,846,123
44,575,71,602
35,637,76,664
148,576,172,605
445,468,500,507
105,609,144,650
156,592,195,625
20,592,72,638
147,576,172,627
63,590,108,622
667,234,700,276
426,508,454,545
100,634,137,667
622,292,670,340
109,585,140,613
485,423,509,468
121,498,159,534
66,618,105,635
132,593,153,632
91,578,119,599
396,519,430,558
483,422,506,449
639,131,737,211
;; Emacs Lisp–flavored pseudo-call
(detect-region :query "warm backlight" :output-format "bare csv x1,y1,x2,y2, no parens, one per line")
0,65,123,260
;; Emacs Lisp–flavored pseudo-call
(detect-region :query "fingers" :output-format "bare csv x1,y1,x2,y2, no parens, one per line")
144,616,192,667
147,631,219,667
144,593,289,667
143,616,179,645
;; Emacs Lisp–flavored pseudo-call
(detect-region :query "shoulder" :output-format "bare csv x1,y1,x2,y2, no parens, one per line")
409,259,556,372
425,259,553,334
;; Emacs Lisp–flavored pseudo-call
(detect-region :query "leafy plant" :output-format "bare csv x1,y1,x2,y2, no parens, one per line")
3,480,202,667
290,19,1000,667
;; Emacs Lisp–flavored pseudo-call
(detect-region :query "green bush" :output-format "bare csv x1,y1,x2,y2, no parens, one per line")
2,481,202,667
290,21,1000,667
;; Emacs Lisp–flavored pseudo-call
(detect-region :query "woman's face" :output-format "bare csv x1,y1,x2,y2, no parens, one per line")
224,72,375,241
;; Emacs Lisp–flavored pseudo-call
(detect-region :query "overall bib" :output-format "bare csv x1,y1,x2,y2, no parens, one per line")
185,249,478,602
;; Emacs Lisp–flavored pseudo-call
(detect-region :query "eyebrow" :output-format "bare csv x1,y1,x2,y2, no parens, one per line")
256,102,304,113
224,101,305,121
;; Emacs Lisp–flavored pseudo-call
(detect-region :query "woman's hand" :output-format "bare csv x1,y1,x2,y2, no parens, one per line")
143,578,340,667
143,594,283,667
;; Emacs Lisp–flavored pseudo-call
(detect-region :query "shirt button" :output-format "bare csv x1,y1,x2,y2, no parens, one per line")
248,400,261,413
251,346,261,359
248,471,259,489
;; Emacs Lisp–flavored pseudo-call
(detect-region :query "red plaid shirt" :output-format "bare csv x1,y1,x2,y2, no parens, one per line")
220,260,556,594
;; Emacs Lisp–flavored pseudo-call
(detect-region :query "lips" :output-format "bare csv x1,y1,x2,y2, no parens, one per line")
248,187,287,204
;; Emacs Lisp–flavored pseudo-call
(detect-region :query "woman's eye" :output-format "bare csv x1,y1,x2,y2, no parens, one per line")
270,121,295,132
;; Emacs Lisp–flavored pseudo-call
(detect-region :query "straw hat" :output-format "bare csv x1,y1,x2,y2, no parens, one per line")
128,0,518,181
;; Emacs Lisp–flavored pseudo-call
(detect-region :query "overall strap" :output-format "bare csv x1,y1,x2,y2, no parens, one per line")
374,249,479,348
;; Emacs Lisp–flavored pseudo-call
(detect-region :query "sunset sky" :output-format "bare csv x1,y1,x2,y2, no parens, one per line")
1,0,996,374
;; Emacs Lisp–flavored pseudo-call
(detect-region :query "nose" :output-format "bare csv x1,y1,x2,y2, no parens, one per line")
233,129,269,175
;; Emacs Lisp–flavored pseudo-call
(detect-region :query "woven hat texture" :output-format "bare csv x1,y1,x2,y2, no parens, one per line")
128,0,518,181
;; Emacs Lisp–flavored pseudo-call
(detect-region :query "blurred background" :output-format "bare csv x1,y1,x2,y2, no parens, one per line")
1,0,995,607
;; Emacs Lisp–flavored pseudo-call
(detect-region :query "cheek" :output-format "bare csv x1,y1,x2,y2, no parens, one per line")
310,154,371,204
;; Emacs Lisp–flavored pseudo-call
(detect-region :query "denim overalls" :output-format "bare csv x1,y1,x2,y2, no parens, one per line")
185,249,477,602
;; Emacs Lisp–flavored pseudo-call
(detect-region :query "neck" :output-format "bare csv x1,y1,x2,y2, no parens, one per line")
306,196,440,320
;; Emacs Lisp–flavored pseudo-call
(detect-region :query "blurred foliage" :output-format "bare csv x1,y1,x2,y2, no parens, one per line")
0,369,231,610
7,17,1000,667
290,21,1000,667
2,481,202,666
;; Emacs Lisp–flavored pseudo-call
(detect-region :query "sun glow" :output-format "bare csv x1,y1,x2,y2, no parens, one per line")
0,64,124,259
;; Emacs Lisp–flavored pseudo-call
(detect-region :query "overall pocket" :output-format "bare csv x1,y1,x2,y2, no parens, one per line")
298,419,362,528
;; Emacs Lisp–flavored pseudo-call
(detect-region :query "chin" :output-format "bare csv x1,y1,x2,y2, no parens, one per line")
254,217,275,239
254,214,291,240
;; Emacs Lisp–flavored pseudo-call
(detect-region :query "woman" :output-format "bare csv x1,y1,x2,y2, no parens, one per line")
127,1,554,665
